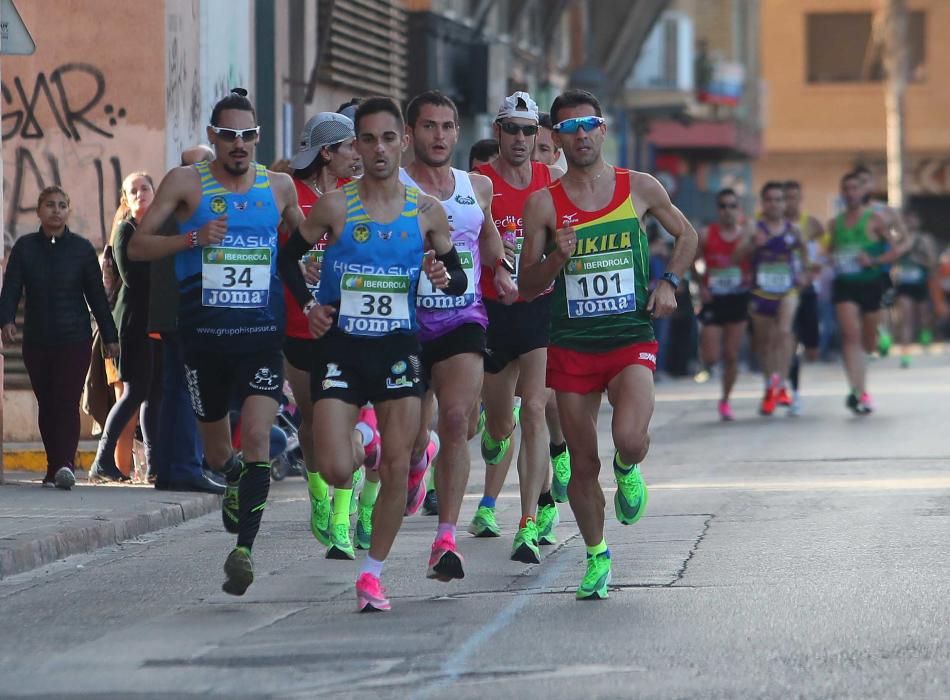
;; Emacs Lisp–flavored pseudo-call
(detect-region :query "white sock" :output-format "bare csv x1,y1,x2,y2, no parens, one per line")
361,555,384,578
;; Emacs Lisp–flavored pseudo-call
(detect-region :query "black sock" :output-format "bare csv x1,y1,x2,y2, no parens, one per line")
236,461,271,550
789,354,800,392
549,442,567,458
538,490,555,508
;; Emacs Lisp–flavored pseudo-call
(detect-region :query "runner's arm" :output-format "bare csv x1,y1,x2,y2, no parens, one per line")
637,173,698,318
128,168,209,261
277,190,341,310
869,213,905,266
471,174,517,302
518,188,562,301
420,194,467,295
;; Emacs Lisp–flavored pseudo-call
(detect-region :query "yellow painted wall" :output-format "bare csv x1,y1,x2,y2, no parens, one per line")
761,0,950,154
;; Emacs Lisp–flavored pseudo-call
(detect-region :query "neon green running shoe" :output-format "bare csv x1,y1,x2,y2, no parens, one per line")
920,328,934,346
355,503,373,550
467,505,500,537
551,450,571,503
613,452,648,525
309,492,331,546
326,522,356,560
350,468,364,517
222,546,254,596
576,551,611,600
480,431,511,466
511,519,540,563
536,503,559,545
877,327,892,357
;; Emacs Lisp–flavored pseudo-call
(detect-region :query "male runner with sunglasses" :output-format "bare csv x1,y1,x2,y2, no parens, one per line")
520,89,697,599
470,92,564,564
696,188,751,420
129,89,303,596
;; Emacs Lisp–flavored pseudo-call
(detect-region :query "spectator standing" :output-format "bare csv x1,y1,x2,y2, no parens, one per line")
0,186,119,489
89,173,163,483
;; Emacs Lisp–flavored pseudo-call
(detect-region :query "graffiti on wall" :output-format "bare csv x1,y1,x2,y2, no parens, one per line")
2,63,129,248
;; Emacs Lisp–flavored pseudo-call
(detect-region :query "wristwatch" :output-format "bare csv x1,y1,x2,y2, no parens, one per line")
660,272,680,289
495,257,515,275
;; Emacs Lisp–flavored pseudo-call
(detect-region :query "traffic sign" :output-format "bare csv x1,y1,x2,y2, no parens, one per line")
1,0,35,55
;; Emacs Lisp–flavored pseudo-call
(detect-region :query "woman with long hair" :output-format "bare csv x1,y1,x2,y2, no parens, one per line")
89,172,163,483
0,186,119,488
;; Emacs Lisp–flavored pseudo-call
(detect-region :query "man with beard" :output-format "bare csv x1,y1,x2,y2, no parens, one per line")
129,89,303,596
399,90,517,581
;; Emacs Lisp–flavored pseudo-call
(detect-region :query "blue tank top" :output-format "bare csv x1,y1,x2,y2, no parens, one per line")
317,181,425,337
176,161,284,351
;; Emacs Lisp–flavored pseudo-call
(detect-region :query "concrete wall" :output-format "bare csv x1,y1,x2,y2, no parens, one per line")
2,0,167,249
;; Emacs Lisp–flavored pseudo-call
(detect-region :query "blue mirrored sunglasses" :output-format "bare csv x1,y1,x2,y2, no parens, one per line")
553,116,605,134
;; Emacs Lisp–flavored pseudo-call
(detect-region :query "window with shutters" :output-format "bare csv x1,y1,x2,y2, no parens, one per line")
318,0,408,100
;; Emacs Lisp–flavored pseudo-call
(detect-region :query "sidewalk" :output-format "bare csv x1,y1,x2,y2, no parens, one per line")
0,470,219,579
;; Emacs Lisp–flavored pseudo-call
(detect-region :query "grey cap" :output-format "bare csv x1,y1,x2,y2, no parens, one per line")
495,91,539,123
289,112,355,170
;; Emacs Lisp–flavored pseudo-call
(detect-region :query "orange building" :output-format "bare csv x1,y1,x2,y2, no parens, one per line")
757,0,950,237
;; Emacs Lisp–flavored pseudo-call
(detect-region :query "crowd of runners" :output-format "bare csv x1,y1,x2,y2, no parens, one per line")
3,82,944,613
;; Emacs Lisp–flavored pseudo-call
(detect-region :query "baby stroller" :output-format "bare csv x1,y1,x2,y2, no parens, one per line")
228,391,305,482
270,401,304,481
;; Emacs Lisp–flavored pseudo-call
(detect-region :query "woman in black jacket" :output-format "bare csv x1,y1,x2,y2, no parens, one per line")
89,172,162,484
0,186,119,489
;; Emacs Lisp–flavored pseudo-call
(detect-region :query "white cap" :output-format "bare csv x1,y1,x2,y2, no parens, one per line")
495,91,539,123
289,112,355,170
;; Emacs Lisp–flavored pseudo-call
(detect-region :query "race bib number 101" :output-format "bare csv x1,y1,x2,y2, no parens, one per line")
202,247,271,308
565,250,636,318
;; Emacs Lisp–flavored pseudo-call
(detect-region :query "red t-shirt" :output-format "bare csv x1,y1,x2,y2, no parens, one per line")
280,177,349,338
476,161,552,303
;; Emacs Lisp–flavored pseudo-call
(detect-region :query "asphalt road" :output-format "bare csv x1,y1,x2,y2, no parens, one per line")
1,354,948,699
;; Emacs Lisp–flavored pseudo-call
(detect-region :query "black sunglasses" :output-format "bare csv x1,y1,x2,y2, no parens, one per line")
209,125,261,143
498,121,539,136
718,202,738,209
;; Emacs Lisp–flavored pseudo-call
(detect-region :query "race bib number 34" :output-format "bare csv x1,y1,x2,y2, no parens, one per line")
202,247,271,308
339,272,411,336
417,250,475,309
565,250,636,318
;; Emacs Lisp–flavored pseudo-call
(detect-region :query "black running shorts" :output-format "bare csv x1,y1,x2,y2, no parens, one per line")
182,346,284,423
311,329,425,406
484,295,552,374
698,293,749,326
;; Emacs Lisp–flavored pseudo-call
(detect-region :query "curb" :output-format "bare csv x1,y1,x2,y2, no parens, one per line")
0,492,220,579
5,450,96,474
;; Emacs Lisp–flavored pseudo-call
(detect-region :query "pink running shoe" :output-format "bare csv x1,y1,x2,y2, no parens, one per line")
427,534,465,582
859,392,875,413
405,432,440,516
355,572,390,612
718,400,734,421
358,405,381,470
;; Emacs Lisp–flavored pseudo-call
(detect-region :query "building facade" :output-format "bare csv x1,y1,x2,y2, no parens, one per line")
757,0,950,236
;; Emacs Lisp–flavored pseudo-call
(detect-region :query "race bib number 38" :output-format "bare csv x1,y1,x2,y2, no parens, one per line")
202,247,271,308
339,272,411,336
565,250,636,318
417,250,475,309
